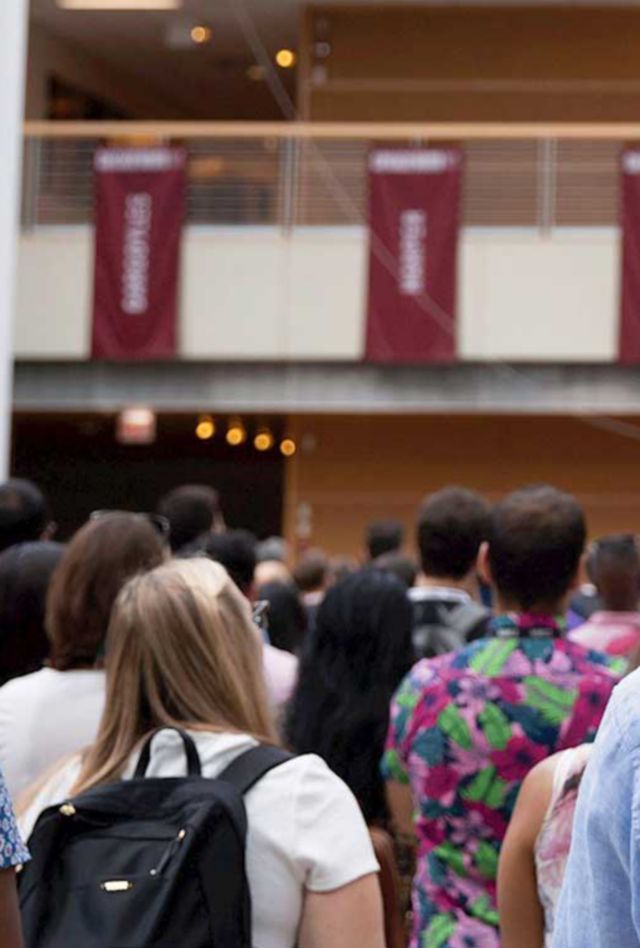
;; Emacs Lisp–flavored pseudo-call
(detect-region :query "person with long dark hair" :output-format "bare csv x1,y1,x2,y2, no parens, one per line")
286,569,414,826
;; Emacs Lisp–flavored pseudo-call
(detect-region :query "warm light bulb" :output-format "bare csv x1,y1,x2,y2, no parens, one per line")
254,430,274,452
226,423,247,447
280,438,297,457
195,416,216,440
275,49,296,69
191,25,212,44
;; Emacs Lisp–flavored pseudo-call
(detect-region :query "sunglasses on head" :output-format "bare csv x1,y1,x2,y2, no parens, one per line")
89,510,171,540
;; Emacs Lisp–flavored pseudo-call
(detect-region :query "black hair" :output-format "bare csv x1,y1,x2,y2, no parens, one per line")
592,533,639,570
256,581,307,655
373,551,419,590
286,569,414,826
198,530,257,597
489,485,586,611
365,520,404,561
292,549,330,593
417,486,490,580
590,533,640,612
0,479,50,553
0,541,64,684
157,484,222,553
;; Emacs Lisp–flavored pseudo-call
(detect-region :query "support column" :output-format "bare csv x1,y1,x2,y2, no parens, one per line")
0,1,28,478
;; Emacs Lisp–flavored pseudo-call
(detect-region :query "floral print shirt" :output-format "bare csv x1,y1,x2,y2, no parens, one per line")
0,767,29,869
381,615,623,948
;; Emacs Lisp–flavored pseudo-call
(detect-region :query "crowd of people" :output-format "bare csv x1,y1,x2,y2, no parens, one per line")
0,477,638,946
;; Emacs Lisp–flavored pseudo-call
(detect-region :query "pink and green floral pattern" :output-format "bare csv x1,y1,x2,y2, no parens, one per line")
382,615,623,948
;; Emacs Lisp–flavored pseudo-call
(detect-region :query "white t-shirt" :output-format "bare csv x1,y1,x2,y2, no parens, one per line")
0,667,106,799
19,729,379,948
263,643,298,708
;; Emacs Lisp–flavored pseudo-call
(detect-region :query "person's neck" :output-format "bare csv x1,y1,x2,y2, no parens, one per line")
600,601,640,614
494,596,564,617
416,573,477,598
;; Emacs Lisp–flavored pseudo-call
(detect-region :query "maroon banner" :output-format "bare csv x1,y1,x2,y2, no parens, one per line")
365,147,461,363
91,147,186,360
619,148,640,363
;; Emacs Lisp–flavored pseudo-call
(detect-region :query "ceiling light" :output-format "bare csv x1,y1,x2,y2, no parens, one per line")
226,421,247,447
280,438,297,458
275,49,296,69
190,25,212,45
57,0,182,9
254,430,274,452
195,416,216,441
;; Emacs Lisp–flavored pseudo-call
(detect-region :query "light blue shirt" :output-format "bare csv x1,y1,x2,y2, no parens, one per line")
553,668,640,947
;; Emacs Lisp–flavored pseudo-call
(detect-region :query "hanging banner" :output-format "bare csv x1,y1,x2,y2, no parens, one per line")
365,147,462,363
91,147,186,360
620,148,640,363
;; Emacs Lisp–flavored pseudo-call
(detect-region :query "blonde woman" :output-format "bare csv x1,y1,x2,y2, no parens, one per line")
19,558,384,948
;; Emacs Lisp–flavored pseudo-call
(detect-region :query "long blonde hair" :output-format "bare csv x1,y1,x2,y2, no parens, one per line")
73,557,278,794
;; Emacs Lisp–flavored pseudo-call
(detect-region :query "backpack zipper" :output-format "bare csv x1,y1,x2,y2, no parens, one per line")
150,828,187,877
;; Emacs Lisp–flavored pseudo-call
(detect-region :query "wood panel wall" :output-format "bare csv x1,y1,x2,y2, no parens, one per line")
284,414,640,558
300,6,640,121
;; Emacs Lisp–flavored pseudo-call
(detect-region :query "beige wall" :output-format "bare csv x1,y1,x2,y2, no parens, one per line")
283,413,640,558
14,226,618,362
301,6,640,121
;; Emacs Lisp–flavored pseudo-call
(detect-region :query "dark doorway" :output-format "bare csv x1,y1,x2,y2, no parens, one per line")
11,413,286,542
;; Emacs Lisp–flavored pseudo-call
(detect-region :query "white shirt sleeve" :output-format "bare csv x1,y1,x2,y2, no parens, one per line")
17,755,82,842
291,755,379,892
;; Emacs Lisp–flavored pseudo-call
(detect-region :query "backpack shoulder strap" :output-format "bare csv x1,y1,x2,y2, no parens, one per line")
446,600,490,639
217,745,294,796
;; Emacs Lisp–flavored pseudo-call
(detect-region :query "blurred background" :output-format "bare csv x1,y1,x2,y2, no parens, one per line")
4,0,640,551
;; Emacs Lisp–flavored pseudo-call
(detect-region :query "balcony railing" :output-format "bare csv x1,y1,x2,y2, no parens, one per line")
21,121,635,231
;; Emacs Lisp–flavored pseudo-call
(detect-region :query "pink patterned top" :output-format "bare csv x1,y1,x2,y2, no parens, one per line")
534,743,594,947
570,611,640,658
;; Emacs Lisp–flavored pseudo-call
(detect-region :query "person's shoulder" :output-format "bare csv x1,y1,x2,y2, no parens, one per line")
263,643,298,672
516,752,557,820
261,751,337,786
253,750,358,809
559,638,625,678
17,753,83,840
393,654,452,695
604,668,640,731
0,667,53,702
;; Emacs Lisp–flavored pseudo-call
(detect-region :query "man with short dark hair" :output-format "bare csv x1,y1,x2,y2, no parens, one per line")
365,519,404,561
0,479,51,554
157,484,223,554
293,549,330,596
199,530,257,597
570,533,640,657
383,485,621,948
411,486,491,656
293,549,331,632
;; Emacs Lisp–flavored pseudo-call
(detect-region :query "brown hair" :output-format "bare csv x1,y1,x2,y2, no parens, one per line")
46,513,166,671
73,558,278,794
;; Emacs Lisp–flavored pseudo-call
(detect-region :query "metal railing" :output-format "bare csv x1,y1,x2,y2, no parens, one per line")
21,121,632,231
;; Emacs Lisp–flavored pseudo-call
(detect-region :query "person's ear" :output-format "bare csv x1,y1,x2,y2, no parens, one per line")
477,542,492,586
569,552,587,593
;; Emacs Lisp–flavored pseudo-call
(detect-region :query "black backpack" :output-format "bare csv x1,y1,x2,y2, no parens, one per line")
19,728,292,948
412,599,491,659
